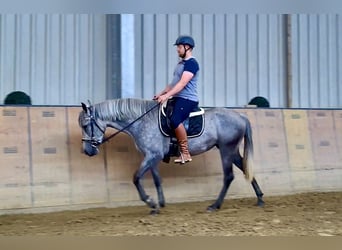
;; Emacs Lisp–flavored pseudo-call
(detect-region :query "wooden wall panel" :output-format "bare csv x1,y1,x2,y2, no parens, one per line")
308,110,339,167
283,110,316,191
67,107,107,205
29,107,70,207
0,107,32,208
254,109,292,194
307,110,342,190
333,110,342,163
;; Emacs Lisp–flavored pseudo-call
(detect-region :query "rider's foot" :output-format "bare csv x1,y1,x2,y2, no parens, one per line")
174,152,192,164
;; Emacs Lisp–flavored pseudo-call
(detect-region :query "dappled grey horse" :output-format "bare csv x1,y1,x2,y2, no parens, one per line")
79,98,264,214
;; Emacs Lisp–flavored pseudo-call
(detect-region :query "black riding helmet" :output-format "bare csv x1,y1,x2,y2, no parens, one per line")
174,35,195,58
174,35,195,48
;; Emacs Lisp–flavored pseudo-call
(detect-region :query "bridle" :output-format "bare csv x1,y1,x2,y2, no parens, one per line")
81,102,160,148
81,109,106,148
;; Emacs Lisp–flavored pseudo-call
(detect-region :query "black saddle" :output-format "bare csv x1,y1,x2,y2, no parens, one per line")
158,99,205,163
158,99,205,138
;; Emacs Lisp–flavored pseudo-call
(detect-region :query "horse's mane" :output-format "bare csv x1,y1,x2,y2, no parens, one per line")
94,98,157,121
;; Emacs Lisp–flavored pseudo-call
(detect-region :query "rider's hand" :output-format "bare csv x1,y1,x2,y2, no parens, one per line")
157,94,169,104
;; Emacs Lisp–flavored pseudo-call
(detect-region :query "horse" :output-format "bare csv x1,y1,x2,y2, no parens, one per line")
78,98,264,214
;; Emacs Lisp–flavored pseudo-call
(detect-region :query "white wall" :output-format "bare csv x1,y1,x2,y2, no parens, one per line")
291,14,342,108
0,14,107,105
131,14,287,107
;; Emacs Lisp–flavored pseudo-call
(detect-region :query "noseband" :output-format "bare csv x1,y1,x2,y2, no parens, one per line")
81,113,105,148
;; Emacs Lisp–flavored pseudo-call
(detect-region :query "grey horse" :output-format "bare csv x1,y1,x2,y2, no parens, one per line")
79,98,264,214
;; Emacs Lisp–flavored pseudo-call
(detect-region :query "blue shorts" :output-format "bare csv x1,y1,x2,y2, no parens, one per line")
169,97,199,129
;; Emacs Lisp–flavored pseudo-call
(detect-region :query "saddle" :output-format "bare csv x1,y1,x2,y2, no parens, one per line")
158,99,205,138
158,99,205,162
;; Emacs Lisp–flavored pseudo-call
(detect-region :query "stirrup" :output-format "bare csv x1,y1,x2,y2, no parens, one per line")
174,154,192,164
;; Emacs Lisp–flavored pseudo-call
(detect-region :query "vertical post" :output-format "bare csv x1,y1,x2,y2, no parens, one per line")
284,14,292,108
106,14,121,99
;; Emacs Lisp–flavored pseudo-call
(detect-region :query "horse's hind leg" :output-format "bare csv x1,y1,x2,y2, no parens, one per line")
207,151,235,212
233,153,265,207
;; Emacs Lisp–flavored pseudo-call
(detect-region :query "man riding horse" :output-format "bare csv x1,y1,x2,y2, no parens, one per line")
79,36,265,214
154,35,199,164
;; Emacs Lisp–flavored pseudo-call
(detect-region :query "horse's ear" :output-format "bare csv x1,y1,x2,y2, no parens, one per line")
81,102,88,112
87,100,95,114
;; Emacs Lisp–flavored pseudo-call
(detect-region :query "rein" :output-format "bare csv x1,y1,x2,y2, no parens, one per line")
99,102,160,145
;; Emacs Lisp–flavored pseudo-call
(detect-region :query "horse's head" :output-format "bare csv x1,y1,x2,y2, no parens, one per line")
78,101,106,156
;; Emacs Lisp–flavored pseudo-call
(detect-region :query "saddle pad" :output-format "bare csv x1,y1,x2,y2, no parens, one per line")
158,105,205,138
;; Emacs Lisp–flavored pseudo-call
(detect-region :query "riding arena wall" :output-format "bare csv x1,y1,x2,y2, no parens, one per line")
0,106,341,214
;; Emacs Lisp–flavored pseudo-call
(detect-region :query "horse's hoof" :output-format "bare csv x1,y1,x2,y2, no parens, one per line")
206,206,218,212
150,208,160,215
146,197,157,209
159,202,165,208
256,199,265,207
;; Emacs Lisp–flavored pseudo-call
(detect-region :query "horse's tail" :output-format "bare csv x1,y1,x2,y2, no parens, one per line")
242,115,254,182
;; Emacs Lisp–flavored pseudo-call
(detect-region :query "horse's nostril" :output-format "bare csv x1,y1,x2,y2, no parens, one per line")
82,144,99,157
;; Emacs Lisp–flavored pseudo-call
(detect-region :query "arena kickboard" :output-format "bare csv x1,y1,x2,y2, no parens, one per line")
67,107,108,205
0,107,32,208
283,110,315,190
29,107,70,207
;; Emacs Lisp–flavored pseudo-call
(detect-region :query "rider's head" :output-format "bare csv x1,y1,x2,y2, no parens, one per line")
174,35,195,59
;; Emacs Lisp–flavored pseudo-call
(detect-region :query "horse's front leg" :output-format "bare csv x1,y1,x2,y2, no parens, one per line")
151,166,165,208
133,157,160,214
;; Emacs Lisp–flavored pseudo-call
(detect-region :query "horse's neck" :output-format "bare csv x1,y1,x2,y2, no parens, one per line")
96,98,156,132
105,119,131,131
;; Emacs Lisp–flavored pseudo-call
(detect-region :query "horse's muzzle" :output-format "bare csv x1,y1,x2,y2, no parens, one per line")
82,140,100,156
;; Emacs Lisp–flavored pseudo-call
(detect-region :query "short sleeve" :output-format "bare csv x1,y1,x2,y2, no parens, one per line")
183,58,199,75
